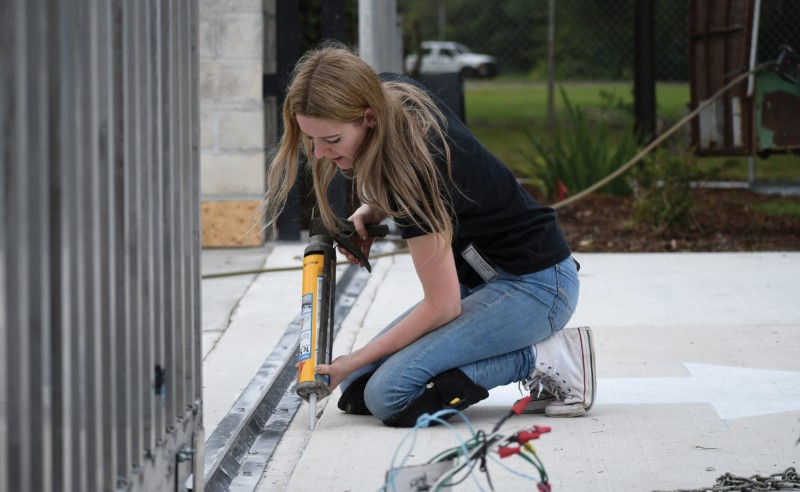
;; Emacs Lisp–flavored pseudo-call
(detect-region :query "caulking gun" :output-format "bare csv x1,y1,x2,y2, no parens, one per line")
295,211,389,429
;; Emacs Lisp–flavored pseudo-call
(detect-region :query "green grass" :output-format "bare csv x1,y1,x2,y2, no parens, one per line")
696,155,800,181
753,200,800,219
464,78,798,182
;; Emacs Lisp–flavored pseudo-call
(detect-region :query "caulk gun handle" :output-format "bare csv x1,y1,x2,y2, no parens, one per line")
308,215,390,272
336,219,390,240
333,221,390,273
308,216,390,240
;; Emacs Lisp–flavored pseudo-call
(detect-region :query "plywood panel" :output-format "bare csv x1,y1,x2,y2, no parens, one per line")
202,200,265,247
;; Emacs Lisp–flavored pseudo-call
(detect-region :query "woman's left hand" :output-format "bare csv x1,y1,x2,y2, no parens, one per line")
338,233,375,268
338,204,385,267
315,354,356,391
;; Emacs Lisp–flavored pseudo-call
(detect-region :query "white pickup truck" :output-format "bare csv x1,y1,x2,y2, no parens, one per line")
405,41,498,79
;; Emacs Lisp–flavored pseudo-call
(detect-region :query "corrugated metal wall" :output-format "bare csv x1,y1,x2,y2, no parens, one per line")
0,1,204,491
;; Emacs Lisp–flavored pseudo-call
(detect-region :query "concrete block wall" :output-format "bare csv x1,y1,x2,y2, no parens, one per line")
199,0,269,247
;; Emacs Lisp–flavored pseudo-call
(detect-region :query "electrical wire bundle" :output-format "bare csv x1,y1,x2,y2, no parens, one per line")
383,396,553,492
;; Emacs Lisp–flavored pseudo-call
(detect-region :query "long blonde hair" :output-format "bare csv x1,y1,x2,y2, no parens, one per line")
264,43,454,246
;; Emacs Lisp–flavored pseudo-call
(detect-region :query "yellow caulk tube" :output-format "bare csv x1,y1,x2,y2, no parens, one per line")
296,233,335,430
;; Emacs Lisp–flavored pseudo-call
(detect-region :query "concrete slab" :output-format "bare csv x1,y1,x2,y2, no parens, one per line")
260,252,800,492
201,244,274,358
569,252,799,329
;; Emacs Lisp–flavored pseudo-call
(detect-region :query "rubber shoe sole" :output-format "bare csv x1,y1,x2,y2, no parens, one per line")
544,401,587,417
521,390,557,414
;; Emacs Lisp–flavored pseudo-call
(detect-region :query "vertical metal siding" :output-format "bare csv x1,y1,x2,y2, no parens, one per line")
0,0,9,484
0,1,203,491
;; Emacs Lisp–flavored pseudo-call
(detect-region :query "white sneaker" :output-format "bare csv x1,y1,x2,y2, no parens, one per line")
523,326,596,418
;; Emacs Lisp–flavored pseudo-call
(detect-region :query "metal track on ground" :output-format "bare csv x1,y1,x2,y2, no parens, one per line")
199,262,371,492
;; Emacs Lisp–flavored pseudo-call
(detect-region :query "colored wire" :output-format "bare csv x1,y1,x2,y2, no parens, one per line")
381,409,479,492
384,399,553,491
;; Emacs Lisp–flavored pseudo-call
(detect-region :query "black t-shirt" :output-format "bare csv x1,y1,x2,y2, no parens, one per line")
380,73,572,287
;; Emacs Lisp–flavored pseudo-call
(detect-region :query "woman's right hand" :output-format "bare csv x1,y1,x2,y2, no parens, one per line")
315,354,357,391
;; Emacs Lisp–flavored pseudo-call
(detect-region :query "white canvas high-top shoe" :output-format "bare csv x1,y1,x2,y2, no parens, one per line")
523,326,596,417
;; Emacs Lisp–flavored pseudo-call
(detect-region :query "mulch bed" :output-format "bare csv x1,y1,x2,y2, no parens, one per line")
551,188,800,253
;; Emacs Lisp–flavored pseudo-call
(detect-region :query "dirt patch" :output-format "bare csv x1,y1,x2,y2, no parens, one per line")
553,188,800,252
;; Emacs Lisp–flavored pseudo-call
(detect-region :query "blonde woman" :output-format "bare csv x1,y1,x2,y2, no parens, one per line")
265,43,595,427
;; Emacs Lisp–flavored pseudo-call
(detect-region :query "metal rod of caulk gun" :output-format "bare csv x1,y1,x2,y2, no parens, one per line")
309,236,336,430
316,236,337,429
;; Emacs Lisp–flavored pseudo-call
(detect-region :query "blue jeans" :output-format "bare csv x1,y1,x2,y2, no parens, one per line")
339,256,580,422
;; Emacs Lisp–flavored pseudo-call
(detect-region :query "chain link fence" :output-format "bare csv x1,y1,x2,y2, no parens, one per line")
757,0,800,66
399,0,687,81
295,1,798,183
398,0,799,82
